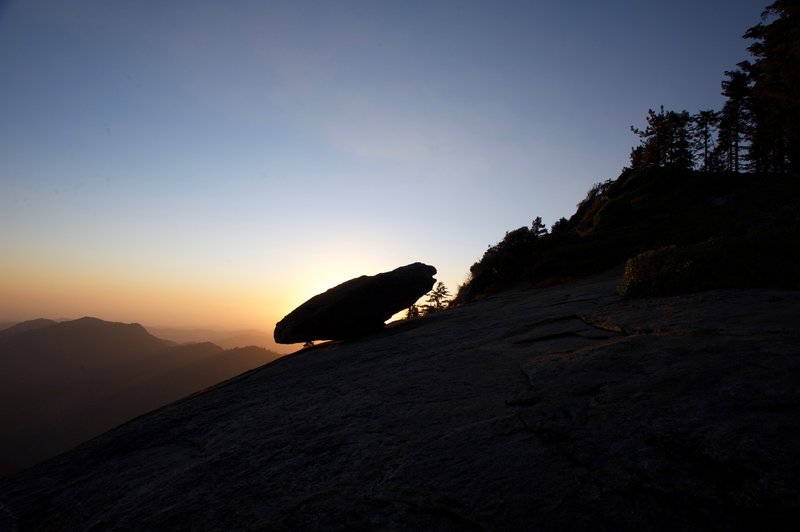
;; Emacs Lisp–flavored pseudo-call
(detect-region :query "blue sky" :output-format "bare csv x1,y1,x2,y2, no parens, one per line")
0,0,766,330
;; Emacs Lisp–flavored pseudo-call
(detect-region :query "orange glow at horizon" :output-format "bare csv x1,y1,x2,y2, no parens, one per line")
0,253,432,332
0,261,288,331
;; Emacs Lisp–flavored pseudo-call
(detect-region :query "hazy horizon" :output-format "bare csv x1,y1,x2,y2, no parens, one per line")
0,279,420,334
0,316,273,333
0,315,295,356
0,1,766,330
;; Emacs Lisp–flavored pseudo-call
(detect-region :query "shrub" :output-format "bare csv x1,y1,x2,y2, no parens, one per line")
617,231,800,298
617,246,694,297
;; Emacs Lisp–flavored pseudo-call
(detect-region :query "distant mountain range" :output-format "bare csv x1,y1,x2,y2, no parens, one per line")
0,320,292,353
145,325,292,353
0,317,282,476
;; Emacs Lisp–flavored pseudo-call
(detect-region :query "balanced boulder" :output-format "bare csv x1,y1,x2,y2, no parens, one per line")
274,262,437,343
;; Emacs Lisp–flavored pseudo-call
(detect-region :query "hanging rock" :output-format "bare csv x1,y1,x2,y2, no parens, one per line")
274,262,437,343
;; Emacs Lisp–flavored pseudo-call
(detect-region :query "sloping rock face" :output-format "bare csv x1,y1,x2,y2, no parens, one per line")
2,269,799,531
274,262,437,343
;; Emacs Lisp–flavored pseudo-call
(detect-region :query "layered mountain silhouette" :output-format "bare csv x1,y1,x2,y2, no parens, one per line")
0,317,281,476
0,318,58,339
146,325,290,352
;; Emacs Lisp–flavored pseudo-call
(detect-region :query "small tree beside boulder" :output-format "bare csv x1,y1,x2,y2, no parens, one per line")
405,281,452,319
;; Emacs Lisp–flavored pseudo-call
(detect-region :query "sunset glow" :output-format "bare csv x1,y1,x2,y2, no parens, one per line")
0,0,765,336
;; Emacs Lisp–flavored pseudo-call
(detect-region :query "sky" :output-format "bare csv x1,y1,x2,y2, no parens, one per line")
0,0,767,332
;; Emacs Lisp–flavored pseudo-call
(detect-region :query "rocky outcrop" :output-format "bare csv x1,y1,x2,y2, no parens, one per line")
274,262,437,343
1,269,799,530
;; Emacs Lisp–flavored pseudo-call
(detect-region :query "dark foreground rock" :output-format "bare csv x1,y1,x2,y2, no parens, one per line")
274,262,437,343
2,269,799,531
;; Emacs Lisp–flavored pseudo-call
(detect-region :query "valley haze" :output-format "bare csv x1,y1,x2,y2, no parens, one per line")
0,316,282,475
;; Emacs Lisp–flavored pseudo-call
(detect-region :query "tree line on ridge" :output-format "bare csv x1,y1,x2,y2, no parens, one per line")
630,1,799,175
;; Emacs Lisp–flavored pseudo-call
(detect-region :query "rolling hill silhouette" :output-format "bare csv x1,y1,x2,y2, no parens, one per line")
146,325,290,353
0,317,282,476
0,318,58,339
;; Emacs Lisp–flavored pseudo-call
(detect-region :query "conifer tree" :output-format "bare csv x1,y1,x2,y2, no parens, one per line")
692,110,718,172
630,106,693,170
424,282,451,314
532,217,548,237
742,0,800,173
715,69,751,173
405,304,421,320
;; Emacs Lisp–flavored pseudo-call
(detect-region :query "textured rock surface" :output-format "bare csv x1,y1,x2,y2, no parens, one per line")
2,269,800,531
274,262,437,343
